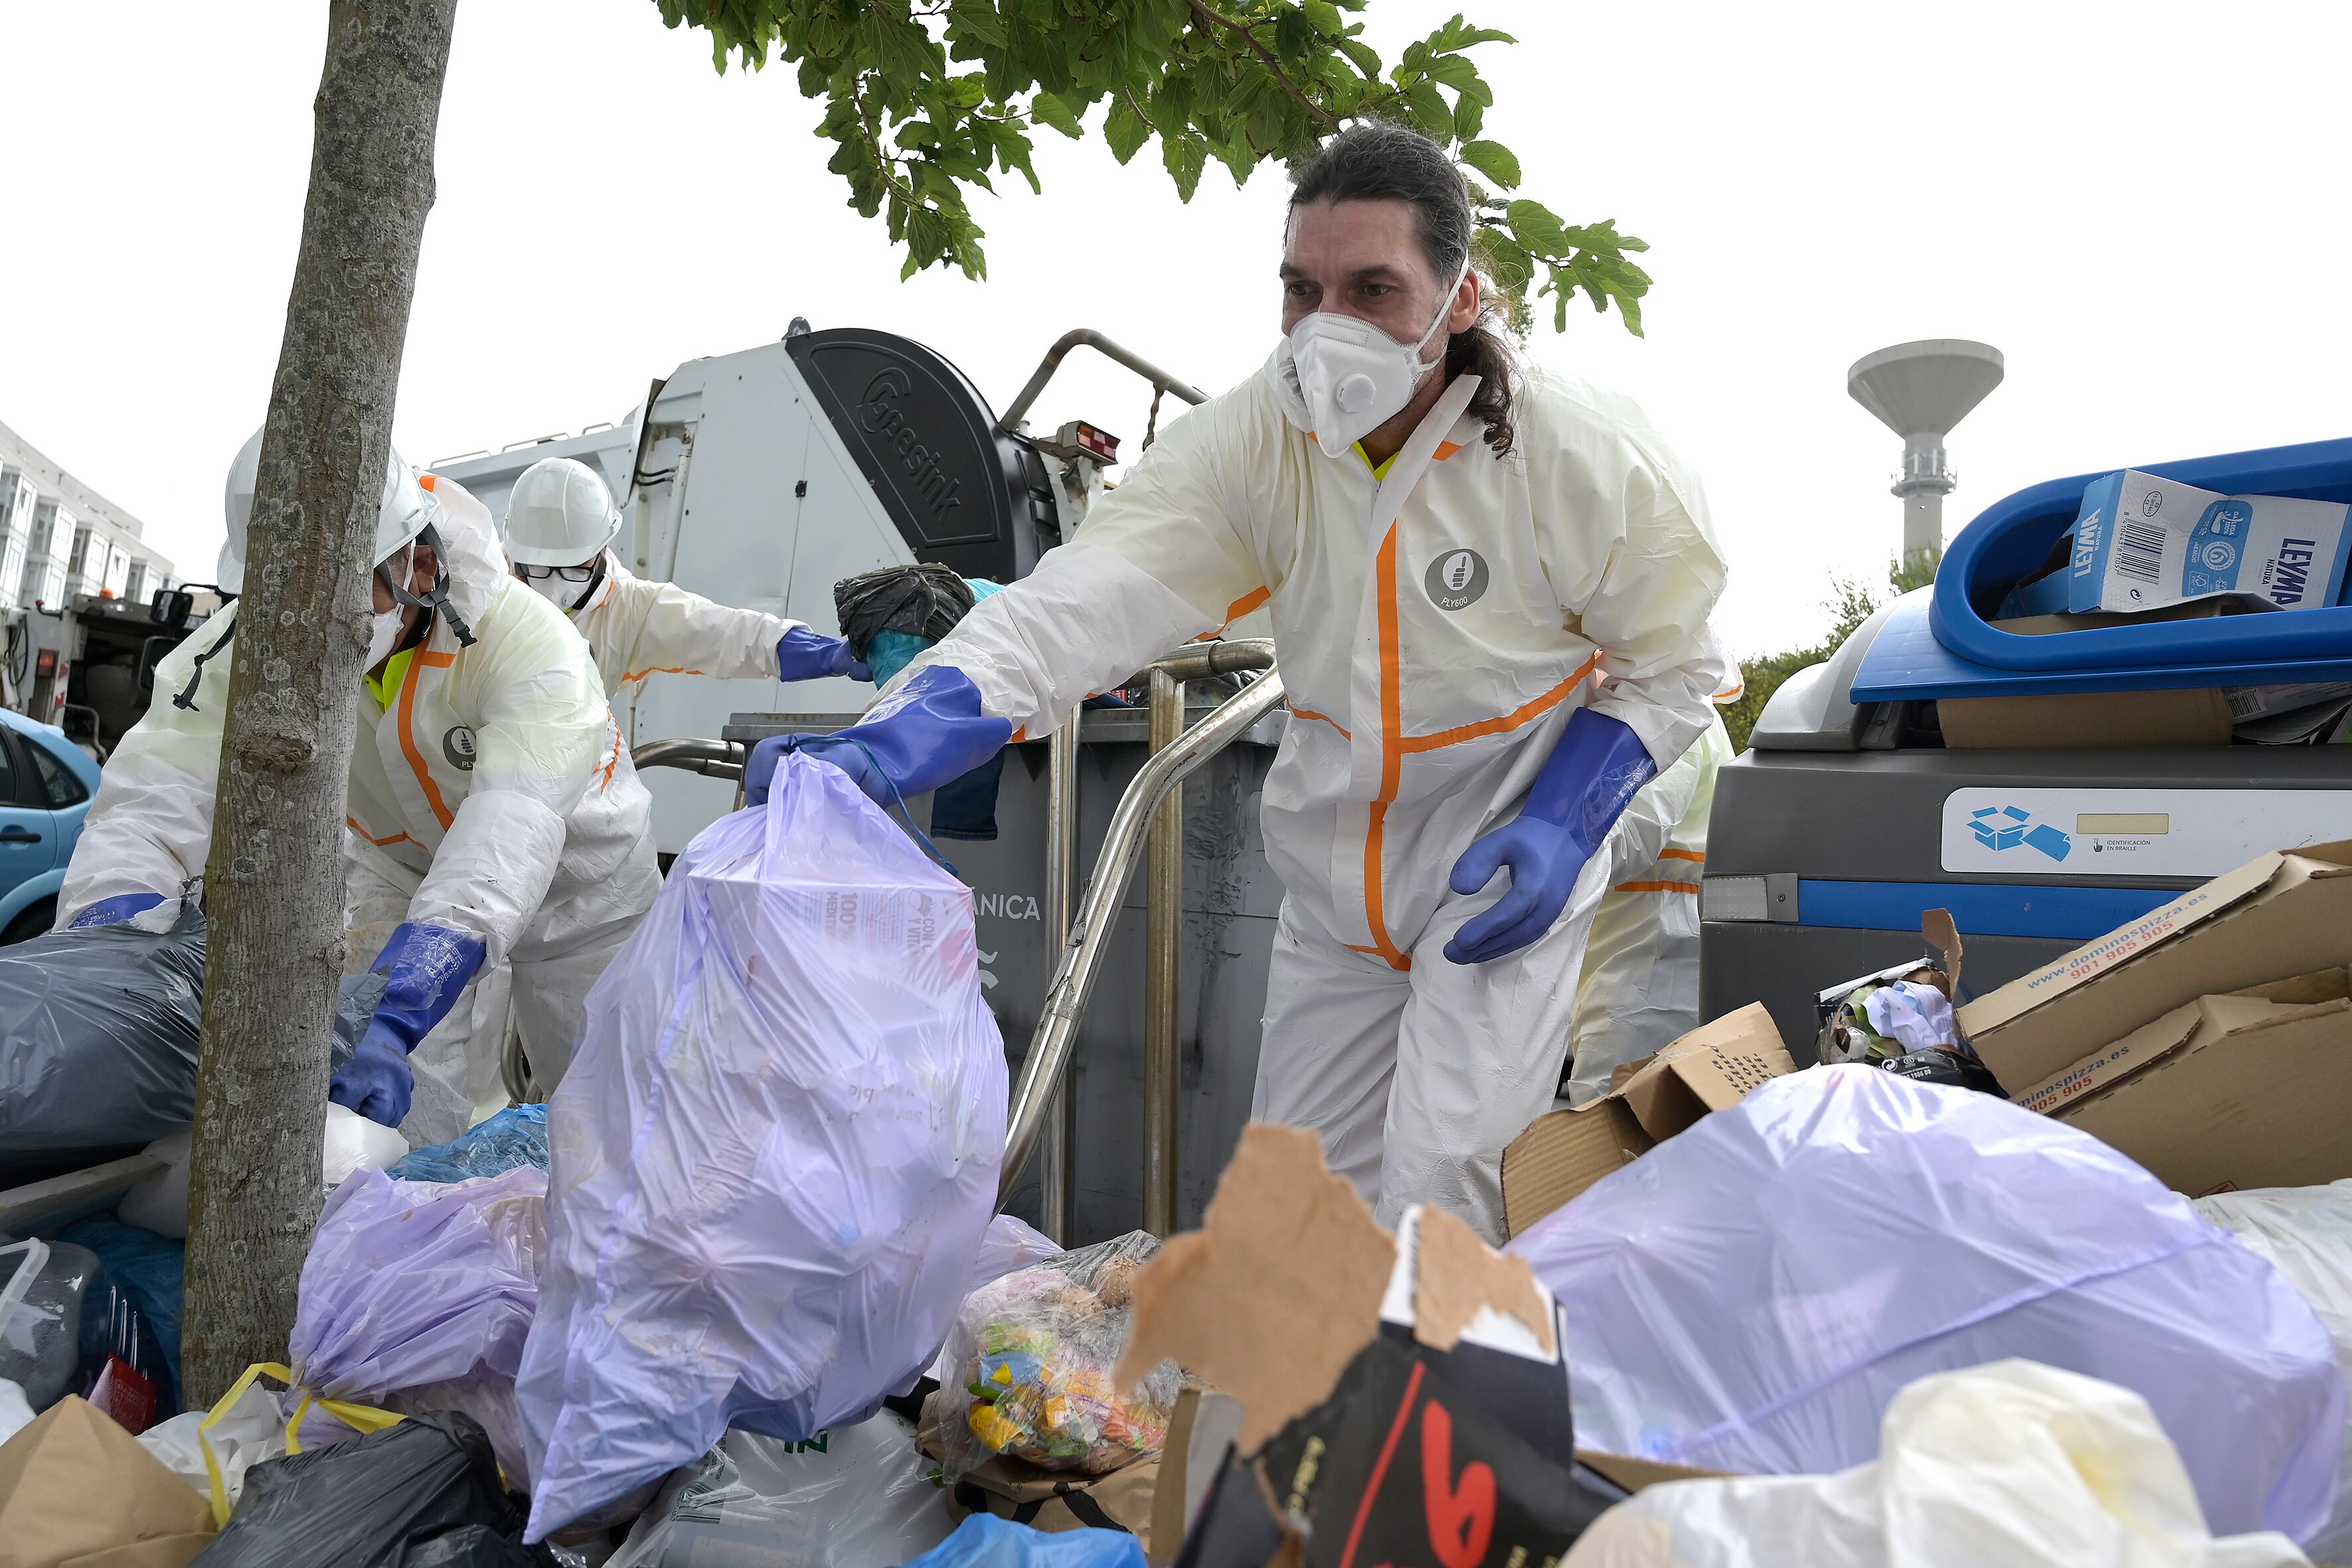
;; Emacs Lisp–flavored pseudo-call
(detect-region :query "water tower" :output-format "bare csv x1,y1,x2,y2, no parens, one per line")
1847,340,2005,560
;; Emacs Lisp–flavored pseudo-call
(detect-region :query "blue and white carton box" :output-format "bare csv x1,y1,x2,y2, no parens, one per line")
2018,470,2352,616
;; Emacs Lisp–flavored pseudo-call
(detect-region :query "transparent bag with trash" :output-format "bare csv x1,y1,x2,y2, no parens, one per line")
937,1231,1184,1483
2195,1180,2352,1565
514,749,1007,1542
609,1409,952,1568
1512,1065,2345,1544
1561,1360,2313,1568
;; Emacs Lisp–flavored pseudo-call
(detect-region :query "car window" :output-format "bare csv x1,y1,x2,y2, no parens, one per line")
23,735,88,809
0,738,21,809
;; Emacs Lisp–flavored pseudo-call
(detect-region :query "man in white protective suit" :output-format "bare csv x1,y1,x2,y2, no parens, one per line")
497,454,873,696
744,123,1734,1239
56,430,661,1142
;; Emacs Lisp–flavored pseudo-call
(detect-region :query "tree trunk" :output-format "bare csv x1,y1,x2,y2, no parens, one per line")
182,0,458,1409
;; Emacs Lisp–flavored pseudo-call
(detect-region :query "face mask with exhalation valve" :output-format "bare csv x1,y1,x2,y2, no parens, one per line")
1263,255,1470,459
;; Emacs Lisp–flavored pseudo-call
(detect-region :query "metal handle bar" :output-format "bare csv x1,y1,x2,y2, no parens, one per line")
998,329,1210,434
631,737,743,780
1001,648,1283,1198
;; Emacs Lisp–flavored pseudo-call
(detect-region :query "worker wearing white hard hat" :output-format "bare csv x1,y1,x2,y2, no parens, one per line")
1563,707,1737,1105
742,123,1733,1240
501,455,870,694
57,426,662,1141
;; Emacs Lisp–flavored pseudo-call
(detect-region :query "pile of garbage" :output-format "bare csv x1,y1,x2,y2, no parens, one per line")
13,757,2352,1564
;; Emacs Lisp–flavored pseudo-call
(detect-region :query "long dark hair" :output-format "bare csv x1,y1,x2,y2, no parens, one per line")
1288,122,1519,456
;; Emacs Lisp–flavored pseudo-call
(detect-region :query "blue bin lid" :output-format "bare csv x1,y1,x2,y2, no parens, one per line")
1852,435,2352,702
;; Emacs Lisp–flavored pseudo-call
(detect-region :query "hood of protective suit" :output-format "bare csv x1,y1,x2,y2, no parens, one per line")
416,474,514,634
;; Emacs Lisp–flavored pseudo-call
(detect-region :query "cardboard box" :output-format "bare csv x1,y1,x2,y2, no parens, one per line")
1500,1004,1796,1237
2035,969,2352,1196
1956,840,2352,1095
1126,1127,1648,1568
1937,608,2236,749
2013,469,2351,615
1937,686,2233,749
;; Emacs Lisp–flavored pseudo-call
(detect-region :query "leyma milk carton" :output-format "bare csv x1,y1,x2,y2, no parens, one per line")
2013,470,2351,616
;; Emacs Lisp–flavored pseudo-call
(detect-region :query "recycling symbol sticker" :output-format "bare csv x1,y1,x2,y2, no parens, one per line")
1424,548,1490,612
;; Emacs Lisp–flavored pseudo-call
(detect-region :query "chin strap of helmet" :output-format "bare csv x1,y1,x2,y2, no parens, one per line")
377,523,477,649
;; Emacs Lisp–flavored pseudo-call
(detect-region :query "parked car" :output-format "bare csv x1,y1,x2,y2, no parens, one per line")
0,708,102,943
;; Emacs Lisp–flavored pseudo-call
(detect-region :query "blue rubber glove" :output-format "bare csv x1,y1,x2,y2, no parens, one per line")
777,626,873,683
67,892,167,929
1444,708,1658,966
329,921,487,1127
744,665,1012,810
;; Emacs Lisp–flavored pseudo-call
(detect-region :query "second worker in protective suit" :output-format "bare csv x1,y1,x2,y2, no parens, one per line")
747,121,1733,1240
498,454,870,696
58,432,663,1141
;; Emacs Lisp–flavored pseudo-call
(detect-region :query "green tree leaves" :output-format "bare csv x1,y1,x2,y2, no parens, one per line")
652,1,1648,335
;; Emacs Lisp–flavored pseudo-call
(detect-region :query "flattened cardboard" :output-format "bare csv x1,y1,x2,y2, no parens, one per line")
2053,969,2352,1196
1937,685,2234,749
1957,841,2352,1095
1502,1004,1796,1237
1115,1126,1395,1455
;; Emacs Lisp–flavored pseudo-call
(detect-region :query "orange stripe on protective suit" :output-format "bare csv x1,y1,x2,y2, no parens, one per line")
1613,879,1701,895
1362,528,1411,971
1660,847,1705,863
397,649,457,829
1289,701,1352,739
346,817,424,851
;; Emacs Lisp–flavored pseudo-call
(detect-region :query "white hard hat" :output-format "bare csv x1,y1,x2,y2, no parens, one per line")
220,424,439,589
502,457,621,568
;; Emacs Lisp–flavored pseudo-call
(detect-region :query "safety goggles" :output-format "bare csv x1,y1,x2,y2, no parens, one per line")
515,563,601,582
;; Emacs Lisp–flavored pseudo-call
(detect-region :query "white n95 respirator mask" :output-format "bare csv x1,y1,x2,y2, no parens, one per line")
1264,256,1470,459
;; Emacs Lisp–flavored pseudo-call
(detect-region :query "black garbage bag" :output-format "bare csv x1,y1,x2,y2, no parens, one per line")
0,905,206,1183
0,902,396,1184
833,563,976,665
193,1411,552,1568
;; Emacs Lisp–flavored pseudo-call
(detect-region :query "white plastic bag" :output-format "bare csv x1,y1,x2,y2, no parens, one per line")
121,1106,410,1240
609,1410,952,1568
1563,1360,2311,1568
2195,1180,2352,1563
515,752,1007,1541
1514,1066,2345,1542
136,1368,286,1511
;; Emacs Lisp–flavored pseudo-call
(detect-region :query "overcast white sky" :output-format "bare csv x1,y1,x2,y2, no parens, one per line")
5,2,2348,655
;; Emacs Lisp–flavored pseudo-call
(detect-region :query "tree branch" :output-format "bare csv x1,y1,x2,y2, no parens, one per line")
1186,0,1341,131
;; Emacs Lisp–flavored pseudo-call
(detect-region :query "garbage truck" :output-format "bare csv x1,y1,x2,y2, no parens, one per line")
1705,436,2352,1058
3,586,224,759
428,319,1293,1242
427,319,1186,854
